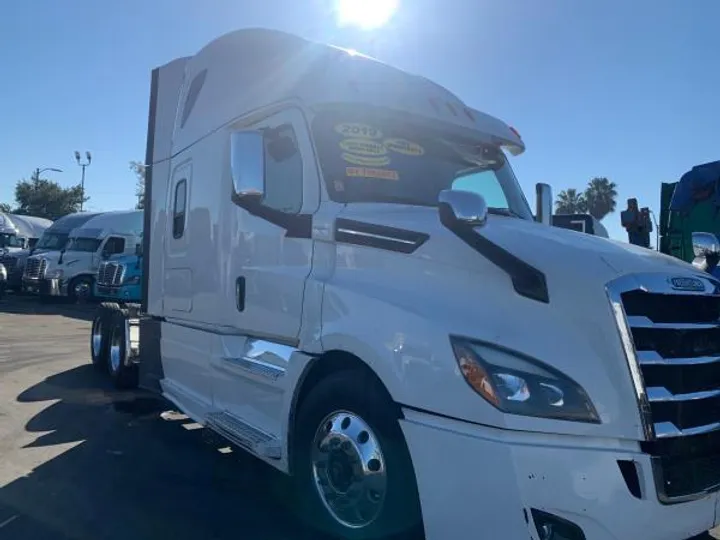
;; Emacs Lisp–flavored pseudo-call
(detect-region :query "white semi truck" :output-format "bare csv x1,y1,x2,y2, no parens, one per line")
24,210,142,300
90,28,720,540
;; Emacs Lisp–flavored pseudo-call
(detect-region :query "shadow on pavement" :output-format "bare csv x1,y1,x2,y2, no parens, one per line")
2,364,328,540
0,293,95,322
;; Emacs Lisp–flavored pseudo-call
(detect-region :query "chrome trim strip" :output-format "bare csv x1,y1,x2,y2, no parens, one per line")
221,338,294,381
607,283,654,440
336,228,417,246
164,317,299,347
637,350,720,366
654,420,720,438
646,386,720,403
626,315,720,330
221,355,286,380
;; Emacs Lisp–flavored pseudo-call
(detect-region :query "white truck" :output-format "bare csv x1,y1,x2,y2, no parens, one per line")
90,28,720,540
24,210,142,300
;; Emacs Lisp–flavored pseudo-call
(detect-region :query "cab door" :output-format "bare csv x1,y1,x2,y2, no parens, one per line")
212,107,319,442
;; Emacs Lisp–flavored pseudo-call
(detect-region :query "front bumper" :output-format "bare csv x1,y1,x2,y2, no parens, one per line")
401,409,719,540
22,278,65,297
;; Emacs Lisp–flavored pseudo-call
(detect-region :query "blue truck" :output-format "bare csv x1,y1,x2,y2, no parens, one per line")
93,242,142,304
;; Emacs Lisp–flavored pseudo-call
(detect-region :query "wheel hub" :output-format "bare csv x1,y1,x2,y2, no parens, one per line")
109,328,122,372
311,411,387,529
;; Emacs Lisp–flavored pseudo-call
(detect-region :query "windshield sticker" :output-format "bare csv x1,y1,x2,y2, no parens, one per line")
335,123,383,139
342,153,391,167
383,138,425,157
339,138,388,157
346,167,399,181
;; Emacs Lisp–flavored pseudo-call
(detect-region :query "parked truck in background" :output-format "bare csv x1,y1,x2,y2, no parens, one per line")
91,29,720,540
1,212,100,291
659,160,720,262
24,210,142,301
94,239,143,303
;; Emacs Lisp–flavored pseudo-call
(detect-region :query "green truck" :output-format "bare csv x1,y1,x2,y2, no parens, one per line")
659,160,720,263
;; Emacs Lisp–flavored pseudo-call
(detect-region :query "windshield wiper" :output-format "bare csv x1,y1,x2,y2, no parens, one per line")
364,195,436,207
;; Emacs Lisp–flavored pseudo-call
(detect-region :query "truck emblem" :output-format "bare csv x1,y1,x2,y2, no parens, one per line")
669,276,705,292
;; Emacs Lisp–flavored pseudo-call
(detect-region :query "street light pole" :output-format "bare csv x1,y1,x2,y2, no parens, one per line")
74,151,92,212
33,167,63,182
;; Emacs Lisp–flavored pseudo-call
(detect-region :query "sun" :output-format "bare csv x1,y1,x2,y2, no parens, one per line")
335,0,399,30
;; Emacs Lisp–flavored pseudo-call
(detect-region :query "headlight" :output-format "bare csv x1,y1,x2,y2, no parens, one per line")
451,337,599,423
123,275,140,285
0,264,6,280
47,269,64,279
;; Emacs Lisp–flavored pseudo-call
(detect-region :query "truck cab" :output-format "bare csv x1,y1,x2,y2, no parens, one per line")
24,210,142,300
1,212,100,291
91,29,720,540
94,243,142,303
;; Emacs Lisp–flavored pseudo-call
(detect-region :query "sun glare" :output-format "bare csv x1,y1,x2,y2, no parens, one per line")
335,0,399,30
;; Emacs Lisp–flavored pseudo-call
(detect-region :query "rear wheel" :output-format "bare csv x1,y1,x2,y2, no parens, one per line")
292,370,422,540
90,309,110,370
107,310,139,389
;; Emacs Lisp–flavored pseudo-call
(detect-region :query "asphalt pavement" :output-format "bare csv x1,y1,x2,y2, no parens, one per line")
0,294,717,540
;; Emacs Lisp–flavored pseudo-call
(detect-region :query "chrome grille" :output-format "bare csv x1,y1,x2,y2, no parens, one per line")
0,255,17,274
97,262,125,286
608,273,720,501
24,257,46,279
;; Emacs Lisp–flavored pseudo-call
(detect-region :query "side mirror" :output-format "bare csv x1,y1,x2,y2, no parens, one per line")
438,190,488,227
231,130,265,200
692,232,720,258
535,183,553,226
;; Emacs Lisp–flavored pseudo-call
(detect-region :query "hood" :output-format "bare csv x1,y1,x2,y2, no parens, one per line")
338,205,696,288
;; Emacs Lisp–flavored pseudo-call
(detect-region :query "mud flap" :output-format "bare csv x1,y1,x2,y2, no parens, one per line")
138,316,164,393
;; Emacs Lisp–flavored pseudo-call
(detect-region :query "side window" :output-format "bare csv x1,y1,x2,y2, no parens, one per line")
452,170,509,209
107,237,126,254
173,179,187,239
262,125,303,214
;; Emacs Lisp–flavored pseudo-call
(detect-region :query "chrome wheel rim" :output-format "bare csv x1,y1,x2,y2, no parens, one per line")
311,411,387,529
92,319,103,358
109,326,122,373
75,280,90,298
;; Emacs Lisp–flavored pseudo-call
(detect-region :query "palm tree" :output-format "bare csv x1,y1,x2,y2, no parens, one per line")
584,177,617,220
555,188,587,214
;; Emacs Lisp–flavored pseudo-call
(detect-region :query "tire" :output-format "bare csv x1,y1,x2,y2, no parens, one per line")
292,370,422,540
68,275,94,303
106,309,139,389
90,307,111,370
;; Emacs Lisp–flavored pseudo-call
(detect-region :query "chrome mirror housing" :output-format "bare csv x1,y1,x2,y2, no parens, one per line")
438,190,488,227
230,130,265,199
692,232,720,258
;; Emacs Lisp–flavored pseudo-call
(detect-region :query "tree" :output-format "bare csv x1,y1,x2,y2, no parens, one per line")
14,176,87,220
584,177,618,220
130,161,146,210
0,202,11,213
555,188,587,214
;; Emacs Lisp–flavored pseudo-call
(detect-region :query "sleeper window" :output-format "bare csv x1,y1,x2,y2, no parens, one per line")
173,179,187,238
262,125,303,214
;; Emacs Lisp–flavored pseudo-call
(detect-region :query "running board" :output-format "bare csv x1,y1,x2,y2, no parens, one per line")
206,411,281,460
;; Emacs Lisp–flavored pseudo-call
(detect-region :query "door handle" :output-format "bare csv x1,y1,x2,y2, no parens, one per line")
236,277,245,312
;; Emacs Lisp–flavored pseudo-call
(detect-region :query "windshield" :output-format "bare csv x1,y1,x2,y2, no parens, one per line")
0,233,25,249
311,109,533,219
35,232,69,250
65,237,102,252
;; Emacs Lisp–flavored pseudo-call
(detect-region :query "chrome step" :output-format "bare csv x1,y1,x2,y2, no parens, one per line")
206,411,281,459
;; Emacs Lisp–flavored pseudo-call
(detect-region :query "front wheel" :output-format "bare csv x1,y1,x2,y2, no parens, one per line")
68,275,94,303
292,370,422,540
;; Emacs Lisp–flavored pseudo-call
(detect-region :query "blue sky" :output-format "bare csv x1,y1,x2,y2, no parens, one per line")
1,0,718,241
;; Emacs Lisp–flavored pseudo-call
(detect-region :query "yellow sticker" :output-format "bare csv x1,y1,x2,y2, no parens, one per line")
335,123,383,139
346,167,399,181
383,138,425,156
342,153,391,167
339,138,388,157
